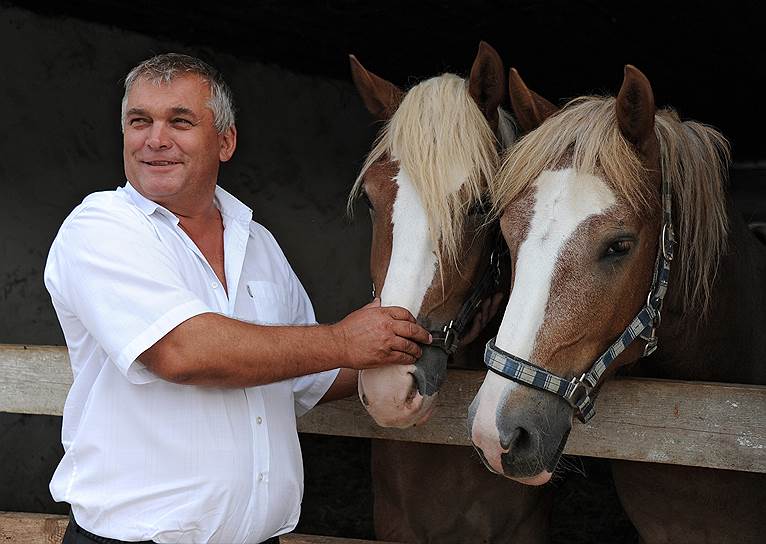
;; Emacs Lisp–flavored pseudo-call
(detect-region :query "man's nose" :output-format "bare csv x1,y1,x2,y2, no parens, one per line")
146,123,171,150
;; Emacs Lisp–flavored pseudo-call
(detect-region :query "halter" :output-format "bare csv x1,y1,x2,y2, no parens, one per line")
428,232,505,354
484,173,675,423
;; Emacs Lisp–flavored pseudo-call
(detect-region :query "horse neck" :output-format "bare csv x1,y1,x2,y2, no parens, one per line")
640,199,766,385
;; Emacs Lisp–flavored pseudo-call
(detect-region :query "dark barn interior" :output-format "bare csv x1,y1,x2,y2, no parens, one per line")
1,1,764,542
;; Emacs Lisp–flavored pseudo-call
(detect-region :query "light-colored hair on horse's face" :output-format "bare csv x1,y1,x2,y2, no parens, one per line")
121,53,236,134
349,73,513,268
492,96,730,315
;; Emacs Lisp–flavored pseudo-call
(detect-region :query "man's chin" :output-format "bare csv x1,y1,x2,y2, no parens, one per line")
127,175,184,200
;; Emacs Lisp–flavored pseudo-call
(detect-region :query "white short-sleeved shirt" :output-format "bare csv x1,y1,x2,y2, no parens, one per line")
44,182,338,544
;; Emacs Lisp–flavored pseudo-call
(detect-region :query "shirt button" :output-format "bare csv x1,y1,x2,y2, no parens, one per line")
257,473,264,482
211,282,218,289
256,416,263,425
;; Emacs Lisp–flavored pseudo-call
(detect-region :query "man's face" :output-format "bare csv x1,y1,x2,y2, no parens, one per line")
122,74,236,208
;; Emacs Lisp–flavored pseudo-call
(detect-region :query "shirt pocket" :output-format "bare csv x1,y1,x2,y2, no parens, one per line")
246,280,292,325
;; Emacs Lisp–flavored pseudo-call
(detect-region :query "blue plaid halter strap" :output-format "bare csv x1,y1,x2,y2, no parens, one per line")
484,174,675,423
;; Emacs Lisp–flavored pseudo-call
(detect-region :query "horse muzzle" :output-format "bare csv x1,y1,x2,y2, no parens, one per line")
469,380,572,485
357,343,448,428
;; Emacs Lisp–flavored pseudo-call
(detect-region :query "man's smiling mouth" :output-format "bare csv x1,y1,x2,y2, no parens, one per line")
142,160,182,166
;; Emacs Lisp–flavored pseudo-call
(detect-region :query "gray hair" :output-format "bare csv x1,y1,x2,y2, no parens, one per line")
121,53,236,133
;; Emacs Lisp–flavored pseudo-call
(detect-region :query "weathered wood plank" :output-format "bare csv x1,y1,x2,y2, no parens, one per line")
0,511,66,544
0,345,71,417
2,344,765,472
298,370,766,473
0,512,397,543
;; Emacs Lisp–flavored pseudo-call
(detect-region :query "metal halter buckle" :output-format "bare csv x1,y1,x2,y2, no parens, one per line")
642,328,659,357
563,374,591,409
442,320,457,352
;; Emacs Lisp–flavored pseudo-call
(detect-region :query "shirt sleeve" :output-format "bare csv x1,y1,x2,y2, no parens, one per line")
44,200,212,384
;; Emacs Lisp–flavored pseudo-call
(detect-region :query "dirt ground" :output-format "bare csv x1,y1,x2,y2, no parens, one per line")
298,434,638,543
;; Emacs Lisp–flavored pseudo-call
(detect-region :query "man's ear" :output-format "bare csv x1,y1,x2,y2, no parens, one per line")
219,125,237,162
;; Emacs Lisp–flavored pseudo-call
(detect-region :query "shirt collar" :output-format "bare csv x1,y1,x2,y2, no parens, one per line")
214,185,253,226
121,182,253,226
122,181,162,216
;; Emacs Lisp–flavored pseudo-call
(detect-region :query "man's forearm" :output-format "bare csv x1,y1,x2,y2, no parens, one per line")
139,312,346,387
138,300,430,388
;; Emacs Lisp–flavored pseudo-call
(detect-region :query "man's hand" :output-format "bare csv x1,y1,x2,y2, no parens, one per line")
460,292,505,346
332,298,431,370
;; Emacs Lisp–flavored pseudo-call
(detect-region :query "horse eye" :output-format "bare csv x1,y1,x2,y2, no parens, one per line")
362,192,374,211
604,239,633,257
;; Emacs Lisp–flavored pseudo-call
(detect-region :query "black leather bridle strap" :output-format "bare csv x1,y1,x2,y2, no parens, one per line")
429,229,505,354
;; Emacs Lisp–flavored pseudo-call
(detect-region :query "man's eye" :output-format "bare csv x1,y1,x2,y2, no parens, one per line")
129,118,150,126
172,118,194,126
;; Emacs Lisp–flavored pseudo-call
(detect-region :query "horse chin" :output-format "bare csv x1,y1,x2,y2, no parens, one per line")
358,365,438,428
472,441,555,486
508,471,553,486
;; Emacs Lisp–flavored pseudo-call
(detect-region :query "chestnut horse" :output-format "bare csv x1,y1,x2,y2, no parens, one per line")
470,65,766,542
349,44,553,543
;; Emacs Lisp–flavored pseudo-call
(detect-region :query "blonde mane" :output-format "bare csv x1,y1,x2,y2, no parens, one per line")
348,73,514,266
492,96,730,315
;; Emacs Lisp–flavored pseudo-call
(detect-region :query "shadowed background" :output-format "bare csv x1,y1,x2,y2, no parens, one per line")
1,1,763,542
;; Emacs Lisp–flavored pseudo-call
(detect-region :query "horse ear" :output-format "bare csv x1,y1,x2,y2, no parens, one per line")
616,65,656,155
468,41,505,123
508,68,558,133
349,54,404,121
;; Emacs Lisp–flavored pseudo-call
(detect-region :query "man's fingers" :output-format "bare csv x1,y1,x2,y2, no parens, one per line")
388,351,417,366
391,320,431,344
381,305,416,323
390,337,422,359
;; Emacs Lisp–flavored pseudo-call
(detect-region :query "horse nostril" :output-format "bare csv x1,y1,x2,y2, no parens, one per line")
500,426,532,452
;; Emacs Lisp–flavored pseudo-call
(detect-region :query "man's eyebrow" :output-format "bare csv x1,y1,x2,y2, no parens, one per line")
169,106,198,118
124,107,199,118
125,107,149,117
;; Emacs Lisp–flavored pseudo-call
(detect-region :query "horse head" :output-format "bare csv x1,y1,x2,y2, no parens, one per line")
349,43,513,428
469,66,730,483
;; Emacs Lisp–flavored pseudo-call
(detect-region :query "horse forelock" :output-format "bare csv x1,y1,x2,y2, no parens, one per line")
493,95,730,316
349,73,513,268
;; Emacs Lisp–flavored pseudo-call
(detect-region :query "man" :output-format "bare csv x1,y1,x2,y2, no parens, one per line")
44,53,431,544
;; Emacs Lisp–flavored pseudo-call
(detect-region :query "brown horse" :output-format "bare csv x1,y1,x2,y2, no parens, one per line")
469,65,766,542
349,44,553,543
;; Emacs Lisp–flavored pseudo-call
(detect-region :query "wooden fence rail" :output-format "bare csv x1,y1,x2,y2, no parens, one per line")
0,512,391,544
2,344,764,473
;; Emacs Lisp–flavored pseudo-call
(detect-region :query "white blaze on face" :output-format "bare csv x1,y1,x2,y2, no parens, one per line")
471,168,616,470
379,168,438,313
359,165,463,428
